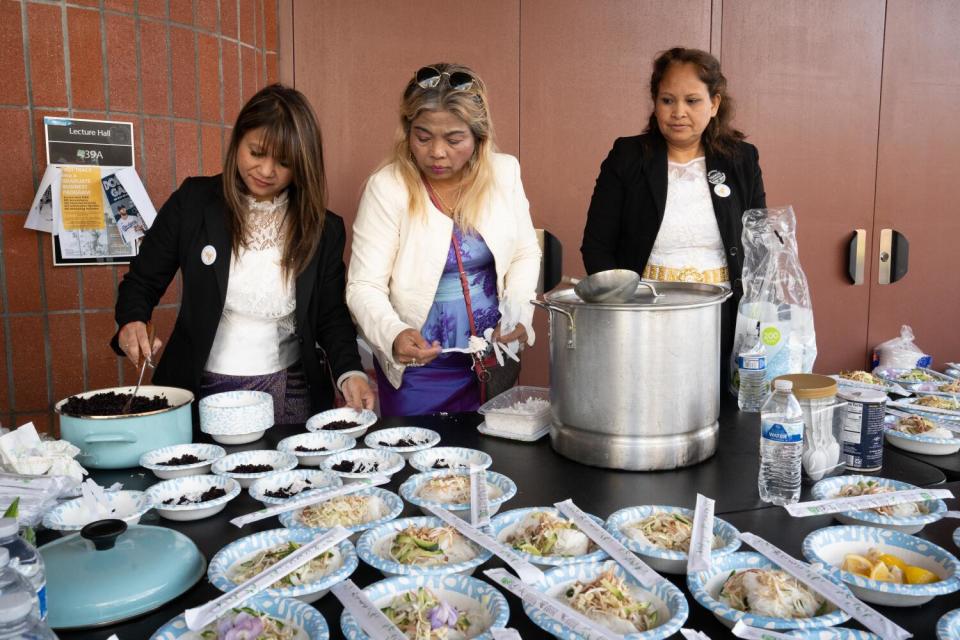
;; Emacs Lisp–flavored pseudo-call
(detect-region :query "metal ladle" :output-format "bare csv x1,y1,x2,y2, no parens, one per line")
568,269,661,303
122,322,155,414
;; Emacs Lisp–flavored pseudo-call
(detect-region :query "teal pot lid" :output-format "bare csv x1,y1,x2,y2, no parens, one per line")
40,519,205,629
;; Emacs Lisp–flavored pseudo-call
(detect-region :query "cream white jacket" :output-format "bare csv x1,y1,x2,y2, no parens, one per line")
346,153,542,389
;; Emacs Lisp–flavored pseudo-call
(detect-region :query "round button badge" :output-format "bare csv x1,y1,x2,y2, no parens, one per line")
714,184,731,198
200,244,217,265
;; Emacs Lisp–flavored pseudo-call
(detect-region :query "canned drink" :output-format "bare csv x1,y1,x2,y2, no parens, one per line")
838,388,888,472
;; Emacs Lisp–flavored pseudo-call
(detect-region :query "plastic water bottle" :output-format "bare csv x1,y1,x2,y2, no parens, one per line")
738,322,768,412
0,592,57,639
758,379,804,505
0,518,46,620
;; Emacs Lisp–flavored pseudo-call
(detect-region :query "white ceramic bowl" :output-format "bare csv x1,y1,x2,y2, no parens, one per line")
320,448,405,484
605,504,741,574
145,474,240,521
208,528,358,603
408,446,493,473
278,487,404,539
526,560,688,639
150,594,328,639
211,450,298,488
802,525,960,607
356,516,493,577
399,469,517,519
490,507,608,567
883,415,960,456
277,431,356,466
198,390,274,444
43,490,152,531
306,407,378,439
139,443,226,479
340,574,509,640
363,426,441,460
811,475,947,534
249,469,343,506
687,551,851,630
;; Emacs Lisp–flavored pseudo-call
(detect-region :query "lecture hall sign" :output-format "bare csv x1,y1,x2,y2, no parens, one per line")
44,117,135,168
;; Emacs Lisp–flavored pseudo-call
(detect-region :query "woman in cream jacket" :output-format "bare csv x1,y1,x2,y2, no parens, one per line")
347,63,541,415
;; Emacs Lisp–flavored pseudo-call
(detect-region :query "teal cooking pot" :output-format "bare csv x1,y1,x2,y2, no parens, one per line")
55,385,194,469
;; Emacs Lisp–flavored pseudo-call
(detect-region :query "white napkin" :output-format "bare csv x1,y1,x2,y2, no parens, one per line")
482,298,525,364
0,423,86,483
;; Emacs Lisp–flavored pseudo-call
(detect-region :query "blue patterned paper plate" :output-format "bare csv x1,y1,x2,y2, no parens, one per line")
524,560,688,639
320,448,405,482
364,426,441,456
211,450,298,485
408,446,493,473
145,474,240,519
489,506,608,567
399,469,517,515
43,490,152,531
140,443,226,478
150,594,328,639
882,415,960,455
605,505,741,573
811,475,946,531
938,609,960,640
277,430,357,464
249,469,343,506
356,516,492,577
208,528,357,602
340,573,509,640
306,407,378,438
687,551,851,630
802,525,960,601
786,629,882,639
278,486,403,535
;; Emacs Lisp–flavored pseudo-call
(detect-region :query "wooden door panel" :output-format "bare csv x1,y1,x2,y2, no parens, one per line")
868,0,960,364
720,0,885,374
518,0,711,385
291,0,521,233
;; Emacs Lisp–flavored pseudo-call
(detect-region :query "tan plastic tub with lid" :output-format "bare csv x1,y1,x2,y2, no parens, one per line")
773,374,843,482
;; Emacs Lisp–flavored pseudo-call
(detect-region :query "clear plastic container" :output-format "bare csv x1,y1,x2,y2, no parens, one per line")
774,374,844,483
477,386,551,439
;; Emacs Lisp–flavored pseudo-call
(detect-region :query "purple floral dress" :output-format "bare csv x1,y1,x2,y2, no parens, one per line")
376,226,500,416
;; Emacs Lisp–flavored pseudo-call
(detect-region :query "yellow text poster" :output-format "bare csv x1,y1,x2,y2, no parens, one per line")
60,166,105,230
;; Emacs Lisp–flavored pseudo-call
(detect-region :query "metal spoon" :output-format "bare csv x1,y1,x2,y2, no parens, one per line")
122,322,155,414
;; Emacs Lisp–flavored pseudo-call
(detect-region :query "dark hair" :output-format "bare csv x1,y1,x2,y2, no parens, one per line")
223,83,327,281
644,47,745,157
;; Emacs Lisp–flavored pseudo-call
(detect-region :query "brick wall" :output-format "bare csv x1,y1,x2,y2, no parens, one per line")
0,0,279,433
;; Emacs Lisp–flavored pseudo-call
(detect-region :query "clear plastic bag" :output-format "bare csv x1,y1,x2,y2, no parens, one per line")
870,325,932,371
731,206,817,392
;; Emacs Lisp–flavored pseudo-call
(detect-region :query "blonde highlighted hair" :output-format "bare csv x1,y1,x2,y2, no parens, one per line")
387,63,497,231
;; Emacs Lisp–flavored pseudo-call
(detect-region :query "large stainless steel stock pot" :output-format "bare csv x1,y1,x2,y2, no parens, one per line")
533,281,732,471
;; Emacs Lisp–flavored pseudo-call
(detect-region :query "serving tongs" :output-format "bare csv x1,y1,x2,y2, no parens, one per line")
122,322,155,414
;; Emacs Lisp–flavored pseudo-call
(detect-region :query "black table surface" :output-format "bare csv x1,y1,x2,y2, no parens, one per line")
895,446,960,481
49,402,954,640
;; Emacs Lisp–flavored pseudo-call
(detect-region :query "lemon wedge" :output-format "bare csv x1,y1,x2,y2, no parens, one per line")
904,566,940,585
842,554,873,577
869,561,895,582
879,553,909,573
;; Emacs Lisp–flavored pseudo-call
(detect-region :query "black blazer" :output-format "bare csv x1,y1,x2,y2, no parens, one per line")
111,175,362,413
581,133,766,299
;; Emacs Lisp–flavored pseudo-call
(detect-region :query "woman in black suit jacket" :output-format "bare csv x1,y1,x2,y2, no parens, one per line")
112,85,374,422
581,47,766,377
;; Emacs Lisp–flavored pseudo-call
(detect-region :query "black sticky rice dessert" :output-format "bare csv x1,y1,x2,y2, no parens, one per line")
162,487,227,505
295,445,329,453
264,480,313,499
321,419,361,430
160,454,205,466
379,437,425,448
229,463,274,474
61,391,170,417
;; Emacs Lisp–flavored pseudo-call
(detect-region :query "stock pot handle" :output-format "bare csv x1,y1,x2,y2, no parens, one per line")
530,300,577,349
84,432,137,444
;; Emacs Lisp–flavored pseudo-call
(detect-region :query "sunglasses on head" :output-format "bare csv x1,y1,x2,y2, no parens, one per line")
413,66,477,92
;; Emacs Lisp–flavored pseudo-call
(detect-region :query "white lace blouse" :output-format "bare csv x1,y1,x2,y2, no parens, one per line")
646,157,729,276
205,193,299,375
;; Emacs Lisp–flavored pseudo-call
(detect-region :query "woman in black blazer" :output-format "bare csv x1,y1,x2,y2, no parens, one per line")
581,47,766,379
112,85,374,423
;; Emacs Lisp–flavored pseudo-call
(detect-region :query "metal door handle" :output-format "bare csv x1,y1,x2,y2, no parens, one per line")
878,228,909,284
848,229,866,285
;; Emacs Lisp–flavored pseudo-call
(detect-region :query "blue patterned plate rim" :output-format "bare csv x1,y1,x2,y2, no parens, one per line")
149,594,328,639
278,432,357,456
139,443,226,470
686,551,851,630
320,448,406,478
278,487,403,534
937,609,960,640
249,469,343,503
604,504,741,561
802,525,960,596
211,450,299,477
489,506,609,566
882,415,959,445
399,469,517,510
364,426,442,452
525,560,689,640
145,474,240,511
356,516,493,575
811,475,946,525
408,447,493,473
43,490,152,530
208,529,357,599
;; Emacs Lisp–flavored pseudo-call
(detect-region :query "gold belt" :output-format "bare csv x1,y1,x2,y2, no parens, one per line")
642,264,729,284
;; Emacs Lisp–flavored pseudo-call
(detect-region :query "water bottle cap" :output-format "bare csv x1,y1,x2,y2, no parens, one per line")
0,591,33,623
0,547,8,567
774,379,793,391
0,517,17,537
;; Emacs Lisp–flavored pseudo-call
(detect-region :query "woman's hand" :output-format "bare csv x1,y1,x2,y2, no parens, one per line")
392,328,442,367
118,321,162,366
342,375,376,410
493,322,528,348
